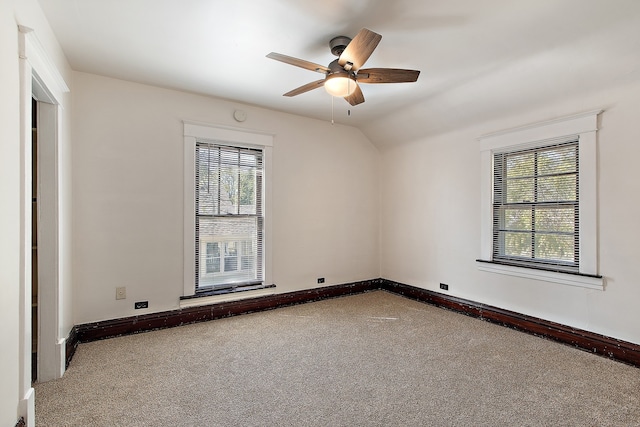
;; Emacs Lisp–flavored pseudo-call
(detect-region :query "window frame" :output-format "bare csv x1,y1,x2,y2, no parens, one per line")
194,143,263,291
477,110,603,290
492,141,580,271
183,121,273,299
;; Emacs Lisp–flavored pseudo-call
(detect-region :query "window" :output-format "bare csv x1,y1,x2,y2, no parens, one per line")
202,238,254,279
478,110,603,289
206,242,220,273
195,143,263,291
183,122,273,299
493,141,579,271
240,240,255,271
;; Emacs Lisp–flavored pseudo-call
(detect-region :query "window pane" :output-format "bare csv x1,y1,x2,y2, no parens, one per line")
504,208,532,231
219,165,238,215
205,242,220,273
239,152,257,167
537,175,577,202
197,148,219,215
197,217,259,288
506,152,534,178
207,242,220,257
535,207,575,233
224,242,238,272
240,240,255,270
506,178,534,203
535,233,575,262
241,256,254,270
537,145,577,176
502,231,532,257
238,168,257,214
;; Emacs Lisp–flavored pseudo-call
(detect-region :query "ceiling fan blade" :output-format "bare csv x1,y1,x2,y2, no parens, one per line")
357,68,420,84
344,83,365,106
338,28,382,71
266,52,330,74
283,79,326,97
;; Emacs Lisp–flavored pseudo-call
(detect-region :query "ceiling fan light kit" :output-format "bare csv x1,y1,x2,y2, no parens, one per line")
267,28,420,106
325,73,357,97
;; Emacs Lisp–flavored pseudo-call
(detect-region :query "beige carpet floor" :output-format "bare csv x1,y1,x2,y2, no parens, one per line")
35,290,640,426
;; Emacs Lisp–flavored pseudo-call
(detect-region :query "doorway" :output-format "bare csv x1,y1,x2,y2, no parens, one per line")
31,97,38,382
30,94,61,383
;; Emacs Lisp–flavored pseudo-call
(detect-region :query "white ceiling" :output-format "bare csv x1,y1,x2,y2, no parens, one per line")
39,0,640,146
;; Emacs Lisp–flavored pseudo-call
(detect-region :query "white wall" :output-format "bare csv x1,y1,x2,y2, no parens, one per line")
71,72,379,324
0,2,23,423
380,79,640,345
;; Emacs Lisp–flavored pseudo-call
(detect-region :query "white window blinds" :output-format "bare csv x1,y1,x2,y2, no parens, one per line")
195,142,263,291
493,140,579,272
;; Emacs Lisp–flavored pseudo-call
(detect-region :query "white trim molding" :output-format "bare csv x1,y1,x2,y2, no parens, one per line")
19,388,35,427
477,110,603,290
179,288,276,309
477,262,603,290
183,121,274,148
18,25,69,105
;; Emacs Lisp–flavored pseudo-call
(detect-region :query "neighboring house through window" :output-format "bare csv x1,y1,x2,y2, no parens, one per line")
477,110,603,290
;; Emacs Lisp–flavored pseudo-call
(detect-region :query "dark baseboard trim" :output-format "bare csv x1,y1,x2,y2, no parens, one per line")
74,279,381,343
65,277,639,370
380,279,640,368
65,325,79,369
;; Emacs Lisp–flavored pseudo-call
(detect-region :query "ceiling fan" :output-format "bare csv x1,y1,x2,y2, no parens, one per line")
266,28,420,106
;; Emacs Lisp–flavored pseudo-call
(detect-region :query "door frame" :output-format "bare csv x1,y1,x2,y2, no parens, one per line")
18,24,69,425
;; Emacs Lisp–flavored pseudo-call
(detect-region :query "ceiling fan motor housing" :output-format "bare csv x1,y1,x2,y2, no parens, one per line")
328,59,353,76
329,36,351,57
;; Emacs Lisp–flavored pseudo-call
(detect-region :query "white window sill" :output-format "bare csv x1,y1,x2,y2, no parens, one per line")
179,288,276,309
476,261,604,290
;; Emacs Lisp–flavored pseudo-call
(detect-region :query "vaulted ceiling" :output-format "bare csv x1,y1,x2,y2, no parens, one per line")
39,0,640,146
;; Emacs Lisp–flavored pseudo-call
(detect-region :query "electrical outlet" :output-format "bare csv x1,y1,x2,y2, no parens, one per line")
317,277,325,284
116,287,126,300
440,283,449,291
134,301,148,310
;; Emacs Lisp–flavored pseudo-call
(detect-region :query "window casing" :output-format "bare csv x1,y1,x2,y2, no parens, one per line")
477,110,603,290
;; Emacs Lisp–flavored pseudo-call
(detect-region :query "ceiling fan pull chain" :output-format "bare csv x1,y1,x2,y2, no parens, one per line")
331,95,335,125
